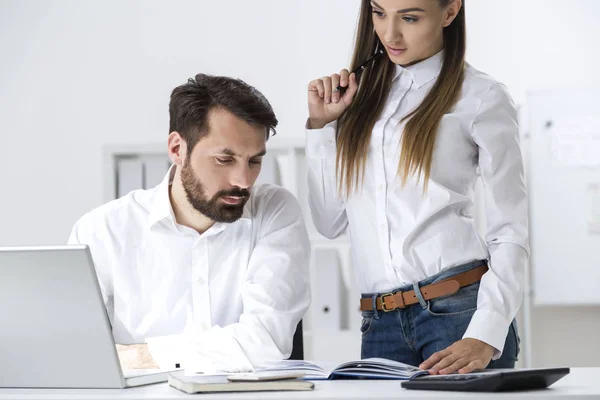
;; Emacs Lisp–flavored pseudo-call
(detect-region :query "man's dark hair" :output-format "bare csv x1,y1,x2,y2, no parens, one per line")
169,74,278,150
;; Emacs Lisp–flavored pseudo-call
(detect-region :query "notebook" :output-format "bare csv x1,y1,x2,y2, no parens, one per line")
255,357,429,380
168,371,314,394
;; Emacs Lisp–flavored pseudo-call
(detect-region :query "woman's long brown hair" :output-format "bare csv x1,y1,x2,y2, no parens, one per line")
336,0,466,196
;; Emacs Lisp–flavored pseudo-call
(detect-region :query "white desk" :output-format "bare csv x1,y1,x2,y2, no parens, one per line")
1,368,598,400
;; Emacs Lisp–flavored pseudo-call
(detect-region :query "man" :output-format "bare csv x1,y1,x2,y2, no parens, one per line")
68,74,310,373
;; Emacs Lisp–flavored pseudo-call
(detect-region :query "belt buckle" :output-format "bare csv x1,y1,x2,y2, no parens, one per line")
380,293,394,312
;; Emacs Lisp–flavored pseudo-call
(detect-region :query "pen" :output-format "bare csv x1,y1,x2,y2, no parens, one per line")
335,48,385,92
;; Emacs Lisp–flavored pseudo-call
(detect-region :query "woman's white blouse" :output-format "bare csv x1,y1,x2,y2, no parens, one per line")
306,51,529,358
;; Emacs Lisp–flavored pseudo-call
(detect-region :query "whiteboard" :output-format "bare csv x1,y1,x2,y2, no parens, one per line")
527,89,600,305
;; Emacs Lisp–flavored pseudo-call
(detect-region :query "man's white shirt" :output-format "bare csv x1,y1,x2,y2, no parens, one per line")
68,166,311,372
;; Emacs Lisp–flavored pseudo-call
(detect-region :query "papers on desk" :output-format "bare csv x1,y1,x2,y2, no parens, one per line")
177,358,428,393
256,357,429,380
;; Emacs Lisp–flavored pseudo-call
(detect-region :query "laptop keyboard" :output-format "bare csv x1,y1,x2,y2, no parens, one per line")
124,369,172,378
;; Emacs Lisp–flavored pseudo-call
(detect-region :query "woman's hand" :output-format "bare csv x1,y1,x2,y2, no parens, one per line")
307,69,358,129
420,338,495,374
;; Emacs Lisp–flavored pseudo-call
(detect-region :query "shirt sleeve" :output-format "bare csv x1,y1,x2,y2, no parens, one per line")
148,188,311,373
67,214,114,322
462,83,530,359
305,119,349,239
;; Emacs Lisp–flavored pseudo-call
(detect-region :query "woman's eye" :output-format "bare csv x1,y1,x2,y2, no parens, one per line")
372,10,385,18
403,16,418,23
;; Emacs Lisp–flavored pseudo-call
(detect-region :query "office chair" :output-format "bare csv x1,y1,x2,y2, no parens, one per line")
288,320,304,360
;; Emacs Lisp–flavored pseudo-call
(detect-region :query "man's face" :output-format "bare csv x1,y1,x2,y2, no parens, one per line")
180,107,266,223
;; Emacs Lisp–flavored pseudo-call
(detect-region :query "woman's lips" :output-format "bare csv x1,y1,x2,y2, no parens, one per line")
386,46,406,56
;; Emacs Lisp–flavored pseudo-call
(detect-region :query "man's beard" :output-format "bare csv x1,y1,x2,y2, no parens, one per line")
180,161,250,223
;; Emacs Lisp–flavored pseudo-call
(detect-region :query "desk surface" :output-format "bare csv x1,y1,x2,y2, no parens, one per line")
1,368,598,400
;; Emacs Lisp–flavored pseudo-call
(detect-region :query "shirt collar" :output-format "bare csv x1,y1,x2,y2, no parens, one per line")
147,164,177,229
393,50,444,89
147,165,252,231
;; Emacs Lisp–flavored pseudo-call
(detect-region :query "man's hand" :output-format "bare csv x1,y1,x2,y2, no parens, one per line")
419,338,495,375
116,344,158,370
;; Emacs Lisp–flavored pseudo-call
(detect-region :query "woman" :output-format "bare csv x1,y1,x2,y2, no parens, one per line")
306,0,528,375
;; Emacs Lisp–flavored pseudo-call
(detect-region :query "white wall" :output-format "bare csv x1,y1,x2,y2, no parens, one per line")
1,0,599,366
0,0,361,245
466,0,600,105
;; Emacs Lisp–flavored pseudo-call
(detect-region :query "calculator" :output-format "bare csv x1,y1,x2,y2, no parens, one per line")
401,367,570,392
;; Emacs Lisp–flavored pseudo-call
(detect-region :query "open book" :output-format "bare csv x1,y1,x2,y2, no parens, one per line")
256,357,429,380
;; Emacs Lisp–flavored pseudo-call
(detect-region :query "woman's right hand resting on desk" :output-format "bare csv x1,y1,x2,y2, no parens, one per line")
307,69,359,129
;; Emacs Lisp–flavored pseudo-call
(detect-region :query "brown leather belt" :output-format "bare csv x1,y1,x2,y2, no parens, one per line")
360,265,488,312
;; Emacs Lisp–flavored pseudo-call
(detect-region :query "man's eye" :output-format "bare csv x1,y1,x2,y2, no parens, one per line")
216,158,233,164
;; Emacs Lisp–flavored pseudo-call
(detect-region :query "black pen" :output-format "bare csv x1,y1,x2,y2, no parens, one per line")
335,49,385,92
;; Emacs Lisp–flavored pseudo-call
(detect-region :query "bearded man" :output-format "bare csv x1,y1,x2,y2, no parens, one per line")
68,74,310,373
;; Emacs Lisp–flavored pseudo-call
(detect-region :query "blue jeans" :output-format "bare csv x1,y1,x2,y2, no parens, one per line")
360,260,520,368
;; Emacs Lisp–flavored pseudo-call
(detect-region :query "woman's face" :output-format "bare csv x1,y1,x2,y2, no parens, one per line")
370,0,459,66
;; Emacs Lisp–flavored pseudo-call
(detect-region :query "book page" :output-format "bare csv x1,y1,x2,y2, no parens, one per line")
255,359,339,379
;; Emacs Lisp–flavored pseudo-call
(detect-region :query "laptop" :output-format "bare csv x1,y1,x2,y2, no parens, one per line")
0,245,176,388
401,367,570,392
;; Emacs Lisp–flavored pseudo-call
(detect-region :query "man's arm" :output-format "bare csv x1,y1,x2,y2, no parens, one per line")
70,215,151,368
68,214,115,320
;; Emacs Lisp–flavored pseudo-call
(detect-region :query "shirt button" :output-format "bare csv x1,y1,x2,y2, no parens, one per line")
196,277,204,285
380,224,385,230
201,322,211,331
378,184,384,191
